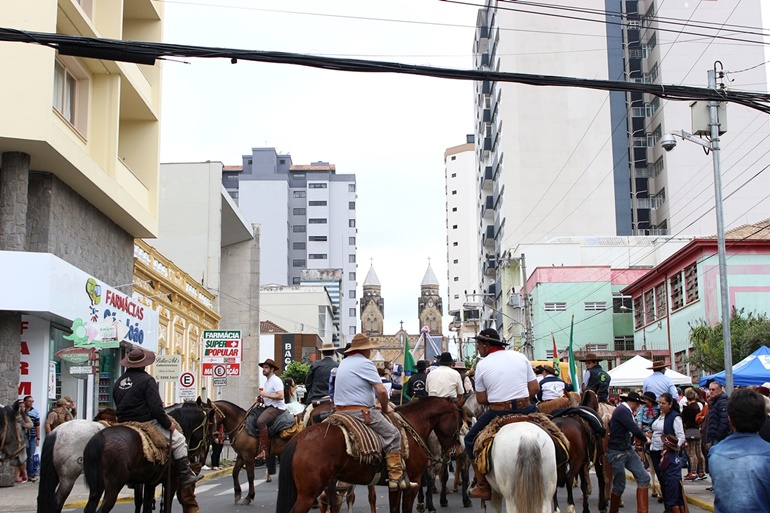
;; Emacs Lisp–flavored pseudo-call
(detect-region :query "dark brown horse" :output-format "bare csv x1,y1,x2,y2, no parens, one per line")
581,390,614,512
552,414,603,513
276,396,465,513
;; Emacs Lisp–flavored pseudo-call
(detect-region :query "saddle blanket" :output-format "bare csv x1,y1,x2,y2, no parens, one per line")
550,407,607,437
245,407,298,438
473,413,569,475
120,420,180,465
323,412,383,466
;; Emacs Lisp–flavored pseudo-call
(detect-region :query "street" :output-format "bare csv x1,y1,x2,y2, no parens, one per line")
44,467,711,513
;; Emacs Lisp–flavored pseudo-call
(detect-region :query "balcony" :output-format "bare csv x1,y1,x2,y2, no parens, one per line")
480,166,494,191
482,195,494,219
483,257,496,276
482,137,492,158
482,81,493,95
483,108,491,123
482,225,495,248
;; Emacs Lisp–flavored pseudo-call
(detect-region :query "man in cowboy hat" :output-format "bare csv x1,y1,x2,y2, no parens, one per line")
643,360,678,406
607,391,652,513
579,352,611,402
426,352,464,399
304,341,339,405
255,358,286,460
536,364,573,402
334,333,417,490
113,348,199,489
404,360,429,400
465,328,539,500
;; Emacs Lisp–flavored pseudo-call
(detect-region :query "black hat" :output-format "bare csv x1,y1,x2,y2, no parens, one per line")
472,328,507,346
415,360,427,372
438,352,455,366
620,391,644,403
336,343,352,355
641,391,657,404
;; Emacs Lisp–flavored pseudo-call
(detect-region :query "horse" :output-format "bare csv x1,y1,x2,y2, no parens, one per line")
485,422,558,513
581,390,614,510
551,414,602,513
210,399,301,504
276,396,465,513
83,401,210,513
0,403,26,465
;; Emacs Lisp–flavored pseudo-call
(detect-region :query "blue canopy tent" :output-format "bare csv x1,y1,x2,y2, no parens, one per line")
699,345,770,387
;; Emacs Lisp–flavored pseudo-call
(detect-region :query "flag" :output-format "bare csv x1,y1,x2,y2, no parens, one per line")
551,333,560,377
567,315,579,387
401,336,416,402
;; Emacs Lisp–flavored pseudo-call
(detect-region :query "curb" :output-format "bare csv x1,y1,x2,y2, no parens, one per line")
63,467,234,508
625,470,714,512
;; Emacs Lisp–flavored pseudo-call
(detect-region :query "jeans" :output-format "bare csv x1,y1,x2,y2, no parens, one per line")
464,404,539,458
607,448,650,494
25,434,36,477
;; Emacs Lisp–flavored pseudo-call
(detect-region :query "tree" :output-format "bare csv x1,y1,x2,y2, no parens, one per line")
688,307,770,373
283,361,310,385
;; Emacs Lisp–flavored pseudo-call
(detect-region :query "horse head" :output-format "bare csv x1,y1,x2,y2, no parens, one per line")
169,401,210,472
0,404,24,463
399,397,464,455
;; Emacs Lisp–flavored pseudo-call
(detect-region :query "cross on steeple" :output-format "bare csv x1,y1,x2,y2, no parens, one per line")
400,320,404,331
427,256,431,266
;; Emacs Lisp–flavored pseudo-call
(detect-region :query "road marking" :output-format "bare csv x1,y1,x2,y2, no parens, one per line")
214,479,266,496
194,483,219,494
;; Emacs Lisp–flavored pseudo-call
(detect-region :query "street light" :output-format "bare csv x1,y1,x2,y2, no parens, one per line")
659,65,733,394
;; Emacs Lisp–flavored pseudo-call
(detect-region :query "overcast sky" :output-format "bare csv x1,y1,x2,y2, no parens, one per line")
159,0,478,335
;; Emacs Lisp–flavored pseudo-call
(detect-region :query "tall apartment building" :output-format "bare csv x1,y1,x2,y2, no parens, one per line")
224,148,357,344
471,0,770,328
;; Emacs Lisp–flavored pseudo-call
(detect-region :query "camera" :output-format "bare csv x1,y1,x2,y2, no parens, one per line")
660,133,677,152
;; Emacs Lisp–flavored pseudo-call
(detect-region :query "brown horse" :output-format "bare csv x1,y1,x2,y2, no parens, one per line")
581,390,614,512
552,414,603,513
276,396,464,513
211,399,303,504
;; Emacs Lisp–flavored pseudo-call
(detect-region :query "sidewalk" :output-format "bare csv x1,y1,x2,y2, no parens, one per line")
0,466,233,512
627,469,715,512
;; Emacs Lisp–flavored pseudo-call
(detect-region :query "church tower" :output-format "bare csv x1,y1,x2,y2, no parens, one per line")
360,263,384,336
418,262,443,335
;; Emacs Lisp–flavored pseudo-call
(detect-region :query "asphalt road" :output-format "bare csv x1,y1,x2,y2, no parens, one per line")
46,465,712,513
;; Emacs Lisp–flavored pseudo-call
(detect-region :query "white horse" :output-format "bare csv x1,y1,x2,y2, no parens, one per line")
486,422,558,513
37,419,108,513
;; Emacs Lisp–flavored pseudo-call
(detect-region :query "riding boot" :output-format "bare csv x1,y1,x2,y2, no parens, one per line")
256,428,269,459
609,492,622,513
636,486,649,513
385,452,418,490
670,506,683,513
174,456,199,489
468,461,491,500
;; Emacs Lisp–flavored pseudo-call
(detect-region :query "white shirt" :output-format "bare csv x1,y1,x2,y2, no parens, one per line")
475,350,536,402
263,374,286,410
426,365,464,398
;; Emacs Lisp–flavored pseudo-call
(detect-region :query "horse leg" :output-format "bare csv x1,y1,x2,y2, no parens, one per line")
460,455,471,508
242,458,256,505
133,483,142,513
96,482,122,513
580,464,591,513
84,484,104,513
368,485,377,513
439,462,449,508
55,476,78,513
595,452,607,513
416,472,426,513
565,474,576,513
423,469,436,513
232,454,244,504
490,490,503,513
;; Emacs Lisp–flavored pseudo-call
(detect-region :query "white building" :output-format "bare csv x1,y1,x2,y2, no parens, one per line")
224,149,357,345
259,285,335,347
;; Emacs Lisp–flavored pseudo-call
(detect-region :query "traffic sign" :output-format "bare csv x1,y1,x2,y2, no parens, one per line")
213,377,227,387
212,364,227,378
179,372,195,389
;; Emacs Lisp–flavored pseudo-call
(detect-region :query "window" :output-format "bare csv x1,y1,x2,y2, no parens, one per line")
451,173,457,178
649,62,659,82
454,294,459,299
629,48,643,59
293,259,306,267
318,306,327,338
292,225,306,233
614,336,635,351
348,184,356,192
544,302,567,312
451,156,457,161
644,290,655,324
349,202,355,210
349,236,356,245
453,277,459,282
309,236,327,242
292,173,305,179
453,259,458,264
655,283,667,319
451,190,457,195
452,242,458,246
685,264,699,303
453,225,458,229
452,207,457,212
293,242,306,250
53,60,77,125
349,290,356,299
634,296,644,328
227,175,238,181
309,218,327,224
613,294,632,313
348,219,356,228
309,183,327,189
309,200,327,206
349,326,356,335
280,159,286,164
293,191,306,198
349,255,356,263
349,308,356,317
292,277,301,284
309,254,327,259
293,208,306,215
349,272,356,281
670,272,684,310
584,301,607,311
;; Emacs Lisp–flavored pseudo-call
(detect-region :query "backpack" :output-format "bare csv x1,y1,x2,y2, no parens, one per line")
49,409,72,430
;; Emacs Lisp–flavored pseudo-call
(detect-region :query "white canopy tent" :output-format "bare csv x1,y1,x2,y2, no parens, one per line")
607,355,693,387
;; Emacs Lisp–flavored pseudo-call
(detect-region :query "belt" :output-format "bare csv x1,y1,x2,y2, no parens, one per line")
335,405,371,411
489,397,531,411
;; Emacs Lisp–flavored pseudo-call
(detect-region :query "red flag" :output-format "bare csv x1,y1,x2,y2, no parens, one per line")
552,332,560,377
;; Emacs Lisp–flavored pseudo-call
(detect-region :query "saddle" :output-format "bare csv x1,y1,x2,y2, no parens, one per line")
324,412,384,466
245,407,298,438
120,420,180,465
550,406,607,437
473,413,570,474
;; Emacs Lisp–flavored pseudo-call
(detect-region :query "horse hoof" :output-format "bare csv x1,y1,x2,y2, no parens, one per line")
440,500,448,507
567,505,576,513
463,500,472,508
429,509,436,513
240,498,253,506
234,495,241,504
417,503,425,512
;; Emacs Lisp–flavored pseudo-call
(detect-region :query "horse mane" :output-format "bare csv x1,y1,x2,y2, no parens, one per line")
214,400,246,414
169,402,206,433
581,390,598,408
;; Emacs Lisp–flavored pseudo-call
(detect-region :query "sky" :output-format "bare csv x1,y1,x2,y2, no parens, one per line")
159,0,479,336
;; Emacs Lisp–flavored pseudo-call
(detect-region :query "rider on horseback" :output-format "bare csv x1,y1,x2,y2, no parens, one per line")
255,358,286,460
334,333,418,491
113,348,198,489
465,328,540,500
579,352,611,402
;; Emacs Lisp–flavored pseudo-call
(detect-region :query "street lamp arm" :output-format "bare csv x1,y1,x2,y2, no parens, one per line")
670,129,711,149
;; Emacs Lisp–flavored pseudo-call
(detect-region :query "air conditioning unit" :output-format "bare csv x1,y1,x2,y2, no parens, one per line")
507,292,522,308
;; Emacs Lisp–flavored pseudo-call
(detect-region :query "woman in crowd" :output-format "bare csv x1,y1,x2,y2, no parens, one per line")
650,392,686,512
283,377,305,415
681,387,707,480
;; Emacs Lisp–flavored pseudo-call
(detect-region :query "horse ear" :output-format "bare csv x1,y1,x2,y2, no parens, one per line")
196,396,203,407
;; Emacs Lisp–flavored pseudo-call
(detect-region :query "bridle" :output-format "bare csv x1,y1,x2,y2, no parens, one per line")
392,398,465,467
186,409,211,454
211,401,260,442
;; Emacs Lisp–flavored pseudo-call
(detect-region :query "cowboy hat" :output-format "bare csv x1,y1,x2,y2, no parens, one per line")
120,348,156,368
641,391,658,404
415,360,428,372
542,364,556,375
344,333,381,353
620,391,644,403
648,360,667,371
454,360,467,370
320,341,336,352
438,352,455,366
259,358,280,371
471,328,508,346
56,398,69,406
577,352,601,362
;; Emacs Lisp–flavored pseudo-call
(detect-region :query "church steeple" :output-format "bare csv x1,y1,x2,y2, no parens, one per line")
418,259,443,335
361,261,384,336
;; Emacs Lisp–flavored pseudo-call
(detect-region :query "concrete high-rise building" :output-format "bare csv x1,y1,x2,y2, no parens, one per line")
471,0,770,330
224,148,357,345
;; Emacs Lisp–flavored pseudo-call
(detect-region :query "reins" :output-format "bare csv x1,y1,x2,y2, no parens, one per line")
186,411,211,453
390,401,461,466
213,401,260,442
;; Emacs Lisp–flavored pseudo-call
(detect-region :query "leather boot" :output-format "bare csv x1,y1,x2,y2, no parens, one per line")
636,486,649,513
174,456,199,488
609,492,621,513
468,461,491,500
256,428,269,459
385,452,418,490
670,506,683,513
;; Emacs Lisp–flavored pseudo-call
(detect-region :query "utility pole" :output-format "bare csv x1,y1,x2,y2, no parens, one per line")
520,253,534,360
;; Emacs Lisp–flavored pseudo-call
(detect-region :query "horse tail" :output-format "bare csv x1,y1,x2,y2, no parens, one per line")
83,432,105,492
37,431,58,512
276,438,298,513
512,432,545,513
